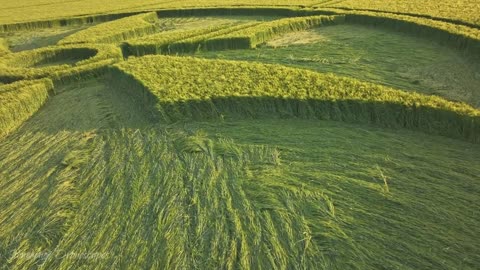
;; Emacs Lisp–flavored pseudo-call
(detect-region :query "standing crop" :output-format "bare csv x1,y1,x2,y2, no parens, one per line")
0,38,8,56
110,55,480,143
59,12,160,44
208,15,344,49
0,44,122,83
0,79,53,138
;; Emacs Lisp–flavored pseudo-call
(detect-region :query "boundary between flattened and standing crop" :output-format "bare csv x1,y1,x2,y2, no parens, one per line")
108,56,480,144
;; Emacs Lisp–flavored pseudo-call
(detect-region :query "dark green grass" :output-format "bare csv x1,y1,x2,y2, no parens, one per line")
0,80,479,269
197,24,480,107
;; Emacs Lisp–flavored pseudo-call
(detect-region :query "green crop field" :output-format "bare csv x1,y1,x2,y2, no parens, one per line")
0,1,479,269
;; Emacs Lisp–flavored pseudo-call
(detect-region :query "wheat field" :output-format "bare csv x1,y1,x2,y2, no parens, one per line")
0,1,479,269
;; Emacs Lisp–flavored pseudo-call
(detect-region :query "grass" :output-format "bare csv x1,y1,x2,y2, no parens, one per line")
1,3,479,269
197,24,480,107
0,78,478,268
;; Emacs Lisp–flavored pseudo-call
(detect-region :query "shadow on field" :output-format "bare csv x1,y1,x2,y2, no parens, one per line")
9,27,93,52
12,78,155,136
11,75,479,143
116,86,480,144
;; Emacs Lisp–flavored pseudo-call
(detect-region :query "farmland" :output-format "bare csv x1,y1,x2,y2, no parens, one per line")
198,25,480,106
317,0,480,28
0,1,479,270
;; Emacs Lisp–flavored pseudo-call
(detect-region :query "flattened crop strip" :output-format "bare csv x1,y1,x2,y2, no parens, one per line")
318,0,480,29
